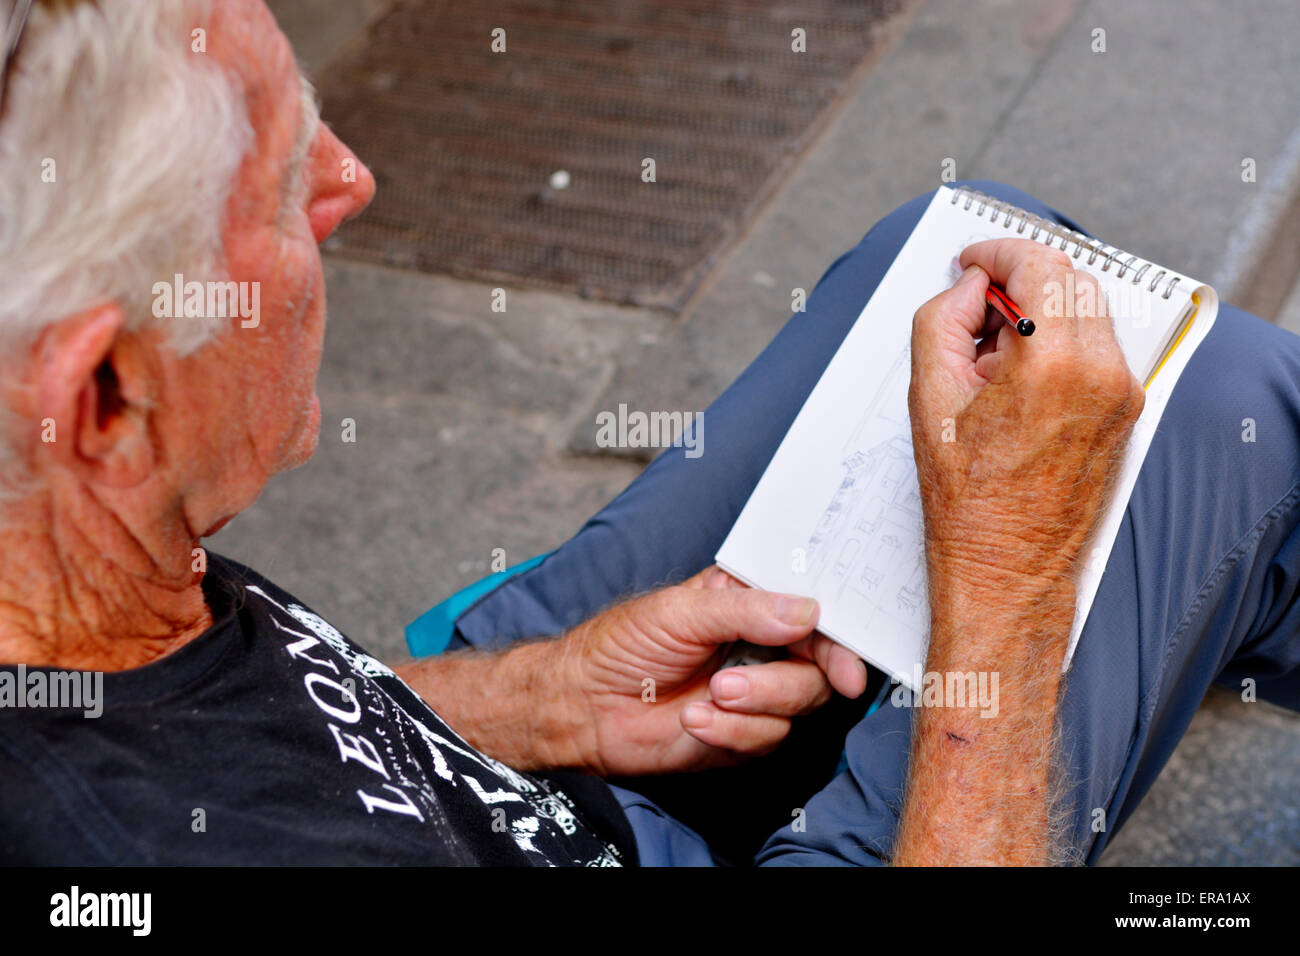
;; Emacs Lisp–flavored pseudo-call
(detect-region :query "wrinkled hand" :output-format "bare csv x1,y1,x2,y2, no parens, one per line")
908,239,1145,589
564,566,868,778
894,239,1144,865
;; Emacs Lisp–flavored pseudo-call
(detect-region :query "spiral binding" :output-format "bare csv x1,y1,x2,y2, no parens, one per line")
949,186,1182,300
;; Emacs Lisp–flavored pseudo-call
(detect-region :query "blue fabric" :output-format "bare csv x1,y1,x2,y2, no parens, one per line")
405,552,550,657
606,785,721,867
450,181,1300,866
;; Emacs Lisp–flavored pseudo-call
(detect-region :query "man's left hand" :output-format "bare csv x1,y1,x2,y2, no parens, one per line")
562,566,868,777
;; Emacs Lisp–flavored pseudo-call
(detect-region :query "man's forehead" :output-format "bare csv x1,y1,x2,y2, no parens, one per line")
208,0,301,128
209,0,314,210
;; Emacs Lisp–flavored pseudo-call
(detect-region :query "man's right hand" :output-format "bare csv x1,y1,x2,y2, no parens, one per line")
894,238,1145,865
908,238,1145,594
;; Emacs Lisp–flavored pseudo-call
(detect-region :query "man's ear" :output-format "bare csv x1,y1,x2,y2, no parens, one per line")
35,303,157,488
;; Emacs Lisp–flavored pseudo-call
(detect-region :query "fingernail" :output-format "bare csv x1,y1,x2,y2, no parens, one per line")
957,264,982,284
682,702,713,729
776,596,817,626
715,671,749,701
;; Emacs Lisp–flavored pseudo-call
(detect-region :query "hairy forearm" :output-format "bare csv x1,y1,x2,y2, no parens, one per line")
893,560,1075,865
394,638,593,772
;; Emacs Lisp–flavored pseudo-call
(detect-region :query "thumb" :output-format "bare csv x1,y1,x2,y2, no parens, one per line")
657,587,819,650
911,265,989,363
910,264,999,405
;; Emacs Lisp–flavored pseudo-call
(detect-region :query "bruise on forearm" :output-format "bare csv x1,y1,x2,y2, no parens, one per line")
892,571,1075,866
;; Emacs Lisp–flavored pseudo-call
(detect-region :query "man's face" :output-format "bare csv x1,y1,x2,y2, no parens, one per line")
164,0,375,535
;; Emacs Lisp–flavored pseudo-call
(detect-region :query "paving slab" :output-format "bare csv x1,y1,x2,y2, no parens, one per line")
1100,690,1300,866
265,0,389,72
577,0,1300,455
1277,273,1300,337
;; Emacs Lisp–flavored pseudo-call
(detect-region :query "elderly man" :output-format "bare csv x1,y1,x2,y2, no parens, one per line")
1,0,1298,866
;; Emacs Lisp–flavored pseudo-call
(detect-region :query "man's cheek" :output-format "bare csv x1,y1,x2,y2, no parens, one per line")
285,395,322,469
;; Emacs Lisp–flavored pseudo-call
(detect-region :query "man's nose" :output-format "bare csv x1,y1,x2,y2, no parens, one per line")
307,126,377,245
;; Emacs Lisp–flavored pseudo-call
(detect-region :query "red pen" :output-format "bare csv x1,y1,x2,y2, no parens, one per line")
985,283,1035,336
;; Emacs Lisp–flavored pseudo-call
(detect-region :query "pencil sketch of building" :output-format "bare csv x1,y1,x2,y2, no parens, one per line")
805,350,928,634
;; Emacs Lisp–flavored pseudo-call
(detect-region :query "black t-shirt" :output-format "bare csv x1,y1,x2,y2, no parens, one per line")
0,555,635,865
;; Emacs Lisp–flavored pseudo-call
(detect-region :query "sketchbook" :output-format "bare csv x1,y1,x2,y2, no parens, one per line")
716,186,1218,689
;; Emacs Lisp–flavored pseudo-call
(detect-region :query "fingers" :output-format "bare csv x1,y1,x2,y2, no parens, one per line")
681,701,791,756
949,240,1139,413
959,238,1073,323
960,238,1112,339
959,237,1047,291
783,632,869,698
804,634,870,699
960,240,1141,409
655,585,819,650
680,564,749,590
708,658,833,717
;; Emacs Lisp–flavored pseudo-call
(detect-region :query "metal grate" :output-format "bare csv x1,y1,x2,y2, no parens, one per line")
318,0,904,309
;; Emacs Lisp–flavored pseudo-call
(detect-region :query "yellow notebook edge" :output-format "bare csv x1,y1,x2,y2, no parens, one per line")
1142,287,1217,390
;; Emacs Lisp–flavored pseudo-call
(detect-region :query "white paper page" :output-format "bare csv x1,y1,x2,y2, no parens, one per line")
716,186,1218,689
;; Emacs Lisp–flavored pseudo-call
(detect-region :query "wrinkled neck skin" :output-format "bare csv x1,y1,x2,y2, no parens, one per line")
0,483,212,672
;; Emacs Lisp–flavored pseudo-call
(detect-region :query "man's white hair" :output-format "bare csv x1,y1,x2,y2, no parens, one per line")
0,0,252,489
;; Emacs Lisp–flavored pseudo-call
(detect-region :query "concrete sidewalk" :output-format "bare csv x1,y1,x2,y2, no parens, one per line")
221,0,1300,865
575,0,1300,448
